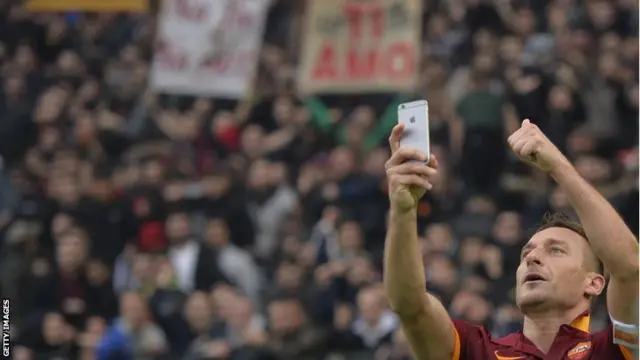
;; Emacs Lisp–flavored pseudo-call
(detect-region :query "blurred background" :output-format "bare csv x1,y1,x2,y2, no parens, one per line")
0,0,637,359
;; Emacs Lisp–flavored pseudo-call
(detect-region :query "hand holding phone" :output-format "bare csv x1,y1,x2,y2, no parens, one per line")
397,100,430,163
386,99,435,210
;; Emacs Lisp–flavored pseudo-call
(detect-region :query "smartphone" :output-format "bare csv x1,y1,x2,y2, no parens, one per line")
397,99,430,163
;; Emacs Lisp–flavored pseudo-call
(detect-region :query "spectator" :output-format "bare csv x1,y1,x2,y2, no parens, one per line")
97,292,168,360
165,210,229,293
204,217,263,309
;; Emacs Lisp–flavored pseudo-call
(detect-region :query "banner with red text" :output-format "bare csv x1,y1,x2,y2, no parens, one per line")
26,0,148,12
150,0,268,99
298,0,423,94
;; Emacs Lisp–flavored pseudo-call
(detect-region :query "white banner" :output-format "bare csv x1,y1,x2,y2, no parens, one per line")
150,0,268,99
298,0,422,94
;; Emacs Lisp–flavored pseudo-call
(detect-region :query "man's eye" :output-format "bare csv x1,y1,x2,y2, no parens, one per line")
550,248,563,254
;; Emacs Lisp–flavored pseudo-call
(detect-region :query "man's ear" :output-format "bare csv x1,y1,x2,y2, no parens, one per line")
585,273,606,297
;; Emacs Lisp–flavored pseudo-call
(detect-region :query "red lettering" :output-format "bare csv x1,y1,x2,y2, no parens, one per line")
219,2,254,30
310,41,414,82
344,5,364,39
199,52,253,75
312,43,338,80
155,39,188,70
346,50,377,78
174,0,207,21
343,2,384,40
381,42,414,77
236,13,252,29
371,9,383,38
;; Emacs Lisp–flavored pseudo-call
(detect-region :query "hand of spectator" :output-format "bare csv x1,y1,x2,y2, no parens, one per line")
314,264,334,286
507,119,570,174
76,331,101,349
97,110,123,131
62,297,86,314
328,261,347,276
242,329,267,347
321,205,340,226
203,341,231,358
13,346,33,360
163,183,183,202
385,124,438,212
297,242,318,267
321,182,339,201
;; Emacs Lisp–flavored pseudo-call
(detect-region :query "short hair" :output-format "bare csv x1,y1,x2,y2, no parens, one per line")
536,212,603,275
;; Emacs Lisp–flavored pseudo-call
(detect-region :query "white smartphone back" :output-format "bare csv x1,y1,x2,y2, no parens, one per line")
397,100,430,162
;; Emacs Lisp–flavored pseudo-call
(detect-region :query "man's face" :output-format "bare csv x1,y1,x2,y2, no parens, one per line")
42,313,66,345
165,213,190,243
56,233,87,271
120,293,147,328
184,292,212,332
275,263,302,291
338,221,363,250
357,289,383,324
516,227,600,312
205,219,229,247
268,300,303,334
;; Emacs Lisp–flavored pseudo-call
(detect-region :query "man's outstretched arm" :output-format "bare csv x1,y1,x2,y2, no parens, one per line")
383,124,457,360
508,119,639,327
551,165,639,324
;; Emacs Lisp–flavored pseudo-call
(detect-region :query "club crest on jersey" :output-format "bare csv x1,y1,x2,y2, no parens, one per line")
567,341,591,360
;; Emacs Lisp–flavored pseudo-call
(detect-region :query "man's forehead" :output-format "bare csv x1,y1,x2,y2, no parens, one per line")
523,227,585,249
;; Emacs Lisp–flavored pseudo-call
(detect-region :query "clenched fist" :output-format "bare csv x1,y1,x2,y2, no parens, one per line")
508,119,570,174
385,124,438,212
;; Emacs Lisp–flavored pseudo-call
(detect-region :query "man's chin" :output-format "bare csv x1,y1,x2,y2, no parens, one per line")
516,291,551,310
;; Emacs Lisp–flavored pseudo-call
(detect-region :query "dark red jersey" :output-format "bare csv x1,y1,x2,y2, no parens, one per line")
451,312,636,360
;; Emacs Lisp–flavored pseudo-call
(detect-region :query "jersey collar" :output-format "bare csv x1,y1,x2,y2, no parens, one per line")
491,310,592,357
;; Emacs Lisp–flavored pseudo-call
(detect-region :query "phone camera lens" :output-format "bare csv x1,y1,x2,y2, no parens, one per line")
410,116,415,123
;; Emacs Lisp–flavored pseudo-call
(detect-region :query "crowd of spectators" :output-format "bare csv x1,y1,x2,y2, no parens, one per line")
0,0,637,359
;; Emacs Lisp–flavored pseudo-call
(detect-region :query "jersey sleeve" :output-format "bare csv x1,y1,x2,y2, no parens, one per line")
610,315,639,349
591,323,638,360
610,315,639,360
451,319,490,360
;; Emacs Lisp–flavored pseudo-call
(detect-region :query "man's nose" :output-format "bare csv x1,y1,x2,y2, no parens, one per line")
524,250,543,266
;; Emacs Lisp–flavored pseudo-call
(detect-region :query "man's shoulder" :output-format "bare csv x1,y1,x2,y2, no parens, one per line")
451,319,503,345
452,320,523,359
452,319,491,334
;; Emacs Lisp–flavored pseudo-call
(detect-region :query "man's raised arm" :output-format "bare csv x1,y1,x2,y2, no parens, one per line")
383,124,458,360
508,120,639,341
552,160,639,323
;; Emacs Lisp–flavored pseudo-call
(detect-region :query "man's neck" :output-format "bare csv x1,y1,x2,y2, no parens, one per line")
522,305,588,354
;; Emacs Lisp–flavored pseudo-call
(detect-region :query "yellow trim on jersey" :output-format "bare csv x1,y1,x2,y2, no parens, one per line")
619,344,635,360
452,327,461,360
570,314,591,333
